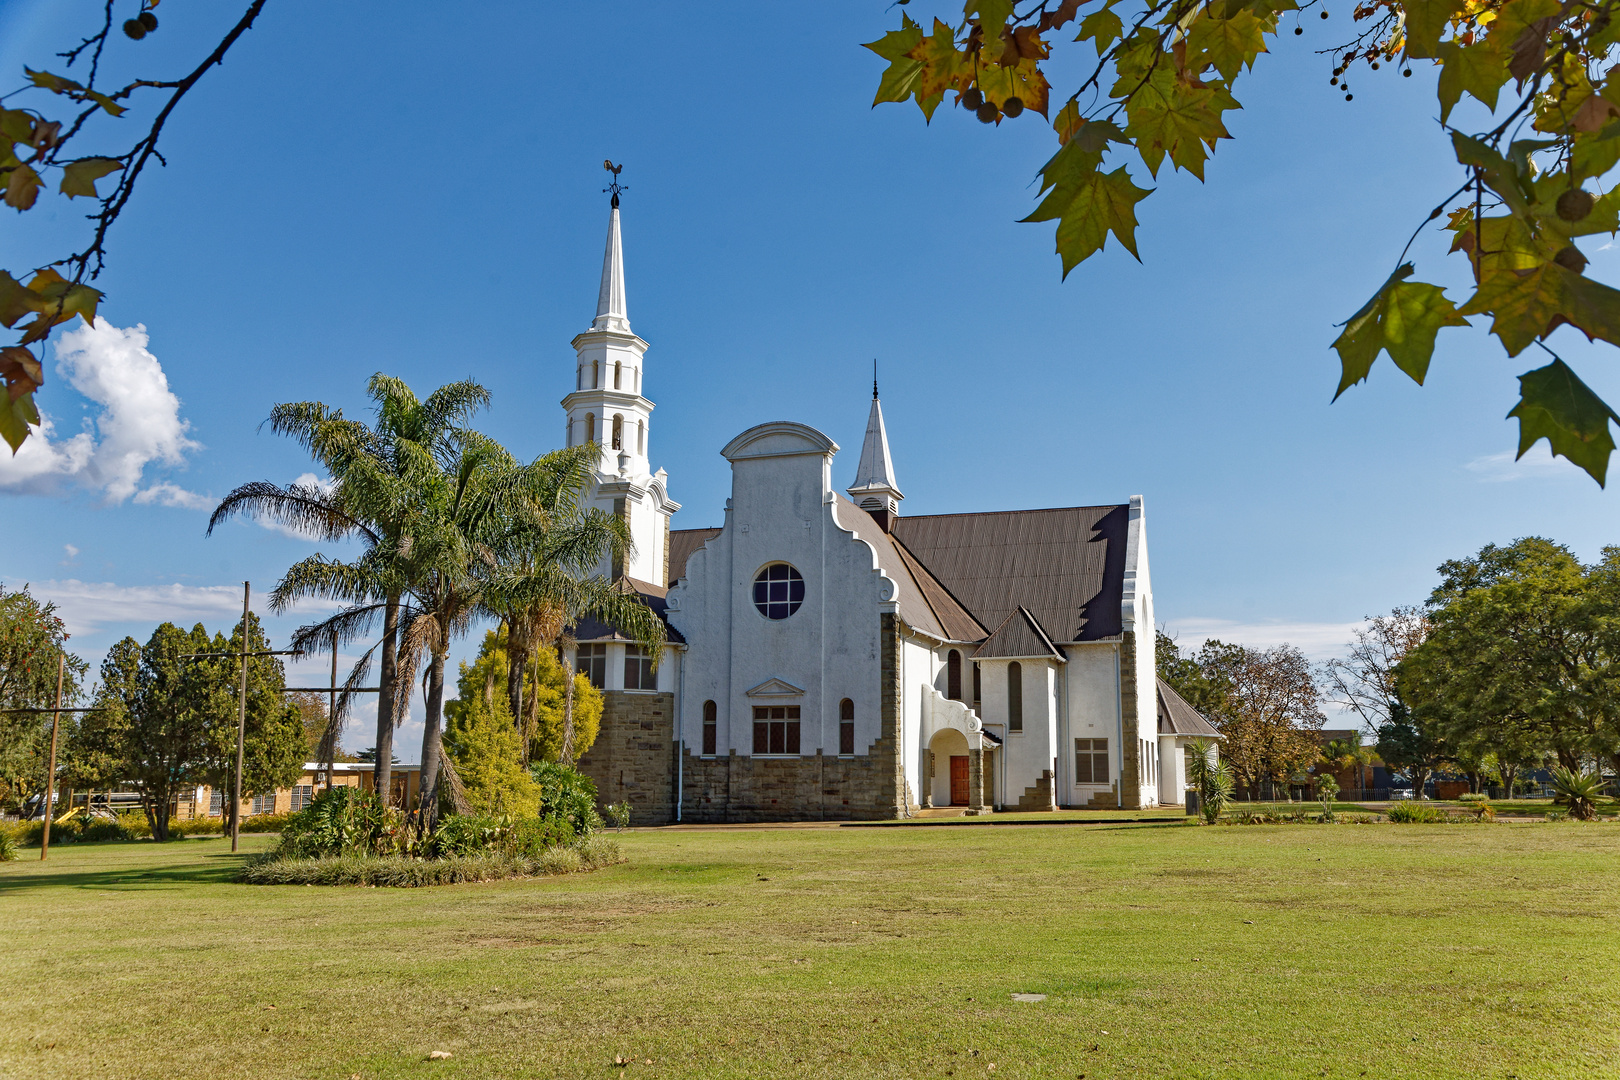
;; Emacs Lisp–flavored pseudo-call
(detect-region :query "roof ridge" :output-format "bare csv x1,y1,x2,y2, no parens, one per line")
1017,605,1062,655
893,504,1129,522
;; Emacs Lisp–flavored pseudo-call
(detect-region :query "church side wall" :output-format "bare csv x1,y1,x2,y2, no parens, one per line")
1064,643,1124,809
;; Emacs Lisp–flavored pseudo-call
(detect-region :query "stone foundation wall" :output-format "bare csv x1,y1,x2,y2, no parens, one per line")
1119,630,1143,810
575,690,678,825
1016,768,1056,811
679,748,902,822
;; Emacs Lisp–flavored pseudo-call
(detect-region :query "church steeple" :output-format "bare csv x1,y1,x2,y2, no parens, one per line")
593,199,629,334
562,166,680,585
846,373,903,532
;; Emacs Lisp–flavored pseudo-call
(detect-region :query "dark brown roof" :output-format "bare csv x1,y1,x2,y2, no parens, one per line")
974,606,1064,660
667,527,722,585
570,576,686,646
890,505,1129,643
834,496,984,642
1156,678,1221,738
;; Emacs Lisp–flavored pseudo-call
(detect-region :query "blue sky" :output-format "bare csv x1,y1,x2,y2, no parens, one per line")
3,1,1616,754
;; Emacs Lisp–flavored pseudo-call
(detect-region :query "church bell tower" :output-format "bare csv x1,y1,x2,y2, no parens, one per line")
846,376,903,533
561,171,679,584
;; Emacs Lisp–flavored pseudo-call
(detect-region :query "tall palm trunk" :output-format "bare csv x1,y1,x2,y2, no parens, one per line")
417,648,447,829
374,595,400,804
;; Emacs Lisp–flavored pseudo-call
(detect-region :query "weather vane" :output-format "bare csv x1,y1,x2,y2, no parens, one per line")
603,160,626,208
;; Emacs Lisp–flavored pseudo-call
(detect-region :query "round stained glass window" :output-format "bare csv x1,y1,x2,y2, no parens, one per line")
753,563,805,620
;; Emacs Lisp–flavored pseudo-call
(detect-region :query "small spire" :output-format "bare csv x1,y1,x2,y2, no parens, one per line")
847,379,903,530
593,163,629,333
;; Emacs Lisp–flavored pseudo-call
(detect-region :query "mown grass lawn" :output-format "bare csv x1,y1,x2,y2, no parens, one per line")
2,821,1617,1080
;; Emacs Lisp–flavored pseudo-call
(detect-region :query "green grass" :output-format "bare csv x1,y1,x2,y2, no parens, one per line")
2,823,1618,1079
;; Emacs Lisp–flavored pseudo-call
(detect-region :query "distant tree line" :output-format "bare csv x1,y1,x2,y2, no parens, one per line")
1160,537,1620,801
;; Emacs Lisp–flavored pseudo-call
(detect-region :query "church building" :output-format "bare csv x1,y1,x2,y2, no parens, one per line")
566,197,1218,823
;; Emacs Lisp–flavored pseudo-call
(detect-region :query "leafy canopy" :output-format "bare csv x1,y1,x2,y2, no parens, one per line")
867,0,1620,484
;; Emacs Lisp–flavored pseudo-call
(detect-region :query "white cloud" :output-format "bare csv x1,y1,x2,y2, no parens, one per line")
1160,617,1361,661
0,318,206,506
1464,444,1582,482
133,481,213,510
60,545,79,566
11,578,246,635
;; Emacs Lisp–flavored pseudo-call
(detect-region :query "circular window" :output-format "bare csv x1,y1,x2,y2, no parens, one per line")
753,563,805,620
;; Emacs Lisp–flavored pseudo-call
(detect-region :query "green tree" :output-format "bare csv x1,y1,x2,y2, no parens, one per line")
1156,630,1230,719
448,628,604,766
442,674,540,818
1402,538,1618,774
212,375,493,806
1375,701,1451,799
0,584,86,814
865,0,1620,484
79,618,303,841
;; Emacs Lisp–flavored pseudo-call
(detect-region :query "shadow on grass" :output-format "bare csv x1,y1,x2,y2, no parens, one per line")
0,844,249,893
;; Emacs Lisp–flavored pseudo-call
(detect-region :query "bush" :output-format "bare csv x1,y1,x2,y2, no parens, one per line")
0,831,17,861
274,787,404,859
238,837,623,887
531,761,602,836
1387,801,1448,823
605,802,632,831
427,813,509,857
1458,792,1488,802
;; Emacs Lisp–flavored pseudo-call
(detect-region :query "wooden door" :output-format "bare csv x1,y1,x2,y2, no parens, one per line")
950,755,970,806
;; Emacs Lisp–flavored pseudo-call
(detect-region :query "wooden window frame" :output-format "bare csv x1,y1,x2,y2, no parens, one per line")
1007,661,1023,732
1074,738,1108,784
702,700,717,756
839,698,855,756
623,645,656,691
751,705,801,756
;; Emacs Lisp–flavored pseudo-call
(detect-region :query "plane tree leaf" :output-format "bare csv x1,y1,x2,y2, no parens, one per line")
1121,64,1239,179
1507,359,1620,485
60,157,123,199
1403,0,1467,58
1023,152,1151,274
1077,7,1124,56
1187,9,1271,82
864,16,926,107
1436,40,1509,122
1332,263,1469,397
1461,262,1620,355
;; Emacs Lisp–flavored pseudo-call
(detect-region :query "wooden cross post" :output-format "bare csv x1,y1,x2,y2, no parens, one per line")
40,654,64,861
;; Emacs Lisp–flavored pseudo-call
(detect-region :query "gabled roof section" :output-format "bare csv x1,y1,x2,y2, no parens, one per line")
1156,677,1222,738
890,505,1130,642
835,495,985,643
570,576,686,646
667,527,722,586
973,606,1065,660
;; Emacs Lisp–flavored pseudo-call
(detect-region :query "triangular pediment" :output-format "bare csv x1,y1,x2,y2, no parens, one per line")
745,678,805,698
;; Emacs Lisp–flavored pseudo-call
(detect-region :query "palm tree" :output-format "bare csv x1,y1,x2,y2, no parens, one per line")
479,442,666,764
209,375,489,805
1320,734,1373,799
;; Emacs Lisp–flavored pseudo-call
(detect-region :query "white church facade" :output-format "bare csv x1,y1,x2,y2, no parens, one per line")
565,198,1218,823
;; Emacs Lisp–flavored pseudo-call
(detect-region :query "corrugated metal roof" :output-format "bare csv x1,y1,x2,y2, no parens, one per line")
974,606,1065,659
834,496,954,640
667,527,722,585
1156,678,1221,738
890,505,1129,642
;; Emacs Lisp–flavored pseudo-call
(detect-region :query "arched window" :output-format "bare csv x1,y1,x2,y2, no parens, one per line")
638,419,645,454
1007,661,1023,732
591,360,599,389
972,661,981,704
702,700,717,756
585,413,595,444
614,361,622,389
839,698,855,755
611,414,623,450
946,650,962,701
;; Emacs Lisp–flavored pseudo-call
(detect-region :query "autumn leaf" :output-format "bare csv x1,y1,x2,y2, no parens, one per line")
0,271,38,328
1403,0,1467,58
60,157,123,199
0,385,41,453
1078,7,1125,56
1332,263,1469,398
0,346,43,396
1024,149,1151,274
1570,118,1620,182
865,16,926,107
1461,261,1620,355
978,56,1051,116
966,0,1017,41
1507,358,1620,484
908,19,975,111
1436,40,1508,122
1120,65,1239,179
1053,99,1084,144
1187,10,1271,82
1451,132,1533,217
4,163,41,210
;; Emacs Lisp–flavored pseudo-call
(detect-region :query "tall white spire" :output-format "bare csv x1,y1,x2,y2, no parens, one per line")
593,197,629,333
847,376,903,530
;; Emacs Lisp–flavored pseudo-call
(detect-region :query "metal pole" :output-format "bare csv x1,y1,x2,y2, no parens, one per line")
40,655,64,861
232,582,249,853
